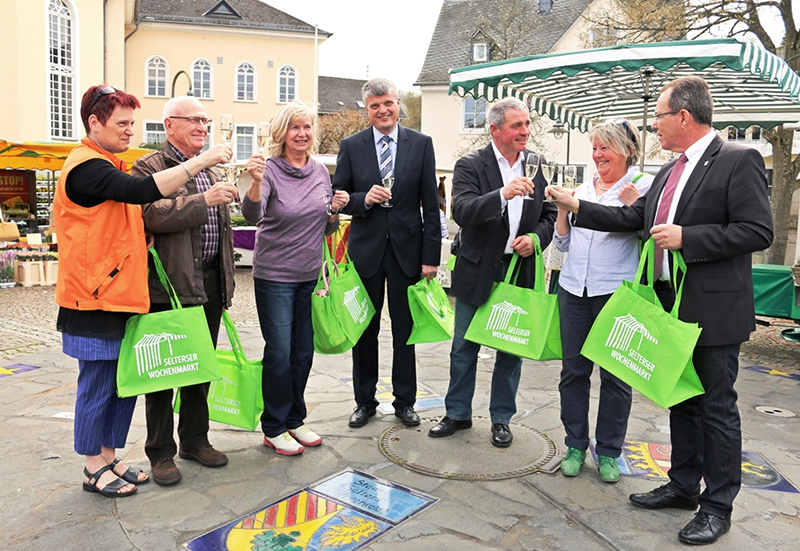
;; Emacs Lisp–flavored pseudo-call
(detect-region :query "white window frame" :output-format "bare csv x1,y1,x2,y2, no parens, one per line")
191,58,213,100
277,64,298,104
462,96,487,132
47,0,76,140
145,55,168,98
472,43,488,63
143,121,166,147
235,124,255,161
235,62,256,102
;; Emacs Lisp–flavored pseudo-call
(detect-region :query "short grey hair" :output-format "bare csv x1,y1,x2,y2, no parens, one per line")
162,96,203,121
487,97,529,128
361,78,399,103
660,76,713,126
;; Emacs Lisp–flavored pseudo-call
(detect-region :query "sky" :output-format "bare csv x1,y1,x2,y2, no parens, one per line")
260,0,445,91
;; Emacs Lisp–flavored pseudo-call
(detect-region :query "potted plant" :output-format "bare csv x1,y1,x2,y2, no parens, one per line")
792,258,800,287
0,250,16,288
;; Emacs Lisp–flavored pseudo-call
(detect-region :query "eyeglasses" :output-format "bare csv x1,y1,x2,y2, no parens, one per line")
169,116,212,126
653,109,682,120
88,86,118,112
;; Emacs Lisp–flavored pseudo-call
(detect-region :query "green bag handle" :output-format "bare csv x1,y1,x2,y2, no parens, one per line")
148,247,182,310
502,234,545,292
634,238,689,319
420,277,449,314
318,233,341,292
220,310,248,365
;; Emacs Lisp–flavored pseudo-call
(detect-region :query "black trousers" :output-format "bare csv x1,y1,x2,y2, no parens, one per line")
655,280,742,517
144,264,223,462
351,239,418,410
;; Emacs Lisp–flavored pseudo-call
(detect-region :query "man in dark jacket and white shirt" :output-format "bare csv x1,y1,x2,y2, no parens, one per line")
132,96,238,486
428,98,557,448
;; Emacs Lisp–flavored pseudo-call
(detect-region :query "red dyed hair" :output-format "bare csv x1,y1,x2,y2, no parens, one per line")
80,85,141,134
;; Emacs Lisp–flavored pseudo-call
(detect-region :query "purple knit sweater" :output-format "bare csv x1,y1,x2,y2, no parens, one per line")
241,156,337,282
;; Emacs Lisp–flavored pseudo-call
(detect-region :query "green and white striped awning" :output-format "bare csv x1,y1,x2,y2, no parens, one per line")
449,38,800,133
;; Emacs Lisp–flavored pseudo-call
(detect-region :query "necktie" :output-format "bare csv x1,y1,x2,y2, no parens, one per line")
379,135,393,179
653,153,688,280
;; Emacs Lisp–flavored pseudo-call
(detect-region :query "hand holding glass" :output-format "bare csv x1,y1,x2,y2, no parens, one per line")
380,176,394,208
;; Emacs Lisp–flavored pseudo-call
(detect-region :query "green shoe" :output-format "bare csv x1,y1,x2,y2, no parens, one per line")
561,447,586,477
598,455,620,483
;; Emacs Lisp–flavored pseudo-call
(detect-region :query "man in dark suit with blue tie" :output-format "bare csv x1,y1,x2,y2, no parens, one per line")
333,78,441,429
427,98,557,448
548,76,774,545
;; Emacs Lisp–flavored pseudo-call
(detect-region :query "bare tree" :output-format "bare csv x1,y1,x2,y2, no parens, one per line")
584,0,799,264
317,110,370,155
400,91,422,131
478,0,547,60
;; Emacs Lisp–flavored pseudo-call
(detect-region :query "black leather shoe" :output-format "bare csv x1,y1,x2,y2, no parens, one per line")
678,512,731,545
428,416,472,437
491,423,513,448
348,406,376,428
629,484,699,510
395,406,420,426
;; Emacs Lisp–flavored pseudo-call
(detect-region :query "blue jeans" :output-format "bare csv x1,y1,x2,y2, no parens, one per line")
445,297,523,425
254,278,315,438
557,288,632,457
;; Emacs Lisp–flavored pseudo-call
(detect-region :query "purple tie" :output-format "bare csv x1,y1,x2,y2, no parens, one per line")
653,153,688,280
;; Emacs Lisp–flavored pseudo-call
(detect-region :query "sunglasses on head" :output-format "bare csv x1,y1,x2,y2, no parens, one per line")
608,119,636,142
88,86,118,112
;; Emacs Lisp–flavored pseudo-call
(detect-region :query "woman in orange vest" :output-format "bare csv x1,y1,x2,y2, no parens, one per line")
53,85,233,498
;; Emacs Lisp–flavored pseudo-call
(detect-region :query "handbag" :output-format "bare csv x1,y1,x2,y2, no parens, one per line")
0,210,20,242
175,311,263,430
464,236,562,360
406,277,454,344
581,238,704,408
311,234,375,354
117,248,221,398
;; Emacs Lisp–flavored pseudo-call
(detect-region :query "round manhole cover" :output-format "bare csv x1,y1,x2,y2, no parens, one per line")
379,416,559,480
755,405,796,417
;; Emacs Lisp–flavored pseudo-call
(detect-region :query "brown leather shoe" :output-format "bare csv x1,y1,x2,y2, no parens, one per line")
179,444,228,468
151,457,182,486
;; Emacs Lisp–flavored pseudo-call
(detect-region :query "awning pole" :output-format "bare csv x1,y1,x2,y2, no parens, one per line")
640,69,651,172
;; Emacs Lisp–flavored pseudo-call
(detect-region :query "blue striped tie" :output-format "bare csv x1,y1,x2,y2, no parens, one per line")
379,135,393,179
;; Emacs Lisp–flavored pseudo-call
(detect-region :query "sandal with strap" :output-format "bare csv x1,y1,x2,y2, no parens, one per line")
110,457,149,485
82,465,137,498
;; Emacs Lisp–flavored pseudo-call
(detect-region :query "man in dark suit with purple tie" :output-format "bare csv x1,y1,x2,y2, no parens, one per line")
548,76,773,545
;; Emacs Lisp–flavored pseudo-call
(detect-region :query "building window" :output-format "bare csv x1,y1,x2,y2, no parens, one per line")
728,126,762,141
590,27,619,48
539,0,553,13
48,0,74,140
462,96,487,131
236,62,256,102
146,56,168,97
192,59,213,99
235,125,255,161
751,126,762,140
277,65,297,103
472,43,488,63
144,122,166,147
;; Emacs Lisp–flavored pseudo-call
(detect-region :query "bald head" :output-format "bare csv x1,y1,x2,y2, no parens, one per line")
162,96,209,157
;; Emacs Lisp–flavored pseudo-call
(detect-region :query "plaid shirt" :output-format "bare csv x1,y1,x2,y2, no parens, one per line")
168,142,219,261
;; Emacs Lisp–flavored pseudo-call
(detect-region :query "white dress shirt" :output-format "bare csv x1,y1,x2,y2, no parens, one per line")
491,141,525,254
655,130,716,279
554,167,654,297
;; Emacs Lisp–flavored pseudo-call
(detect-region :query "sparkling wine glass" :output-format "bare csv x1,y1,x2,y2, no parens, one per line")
220,114,234,147
523,152,541,200
257,122,270,155
563,165,578,190
381,175,394,208
541,159,556,202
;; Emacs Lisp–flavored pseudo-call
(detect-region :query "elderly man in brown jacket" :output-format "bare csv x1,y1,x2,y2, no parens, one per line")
132,96,238,486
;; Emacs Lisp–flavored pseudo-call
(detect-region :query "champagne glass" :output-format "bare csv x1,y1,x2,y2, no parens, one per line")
541,159,556,202
563,165,578,190
257,121,270,155
323,191,333,216
523,152,541,200
381,175,394,208
220,114,234,147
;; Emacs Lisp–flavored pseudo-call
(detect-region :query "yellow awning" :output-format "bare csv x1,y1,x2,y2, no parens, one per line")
0,139,155,173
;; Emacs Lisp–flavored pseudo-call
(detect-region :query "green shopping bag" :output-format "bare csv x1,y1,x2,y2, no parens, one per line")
581,238,704,408
407,277,454,344
464,236,562,360
311,234,375,354
117,249,221,398
175,311,263,430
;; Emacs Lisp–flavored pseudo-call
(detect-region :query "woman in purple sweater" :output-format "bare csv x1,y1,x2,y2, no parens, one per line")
243,101,349,456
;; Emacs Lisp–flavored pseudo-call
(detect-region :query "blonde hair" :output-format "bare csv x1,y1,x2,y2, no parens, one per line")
588,118,640,168
267,100,319,158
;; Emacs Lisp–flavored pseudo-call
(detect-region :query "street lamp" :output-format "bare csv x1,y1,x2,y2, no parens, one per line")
171,70,193,98
547,119,570,164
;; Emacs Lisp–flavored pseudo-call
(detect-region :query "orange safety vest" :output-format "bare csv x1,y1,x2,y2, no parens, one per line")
53,139,150,313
